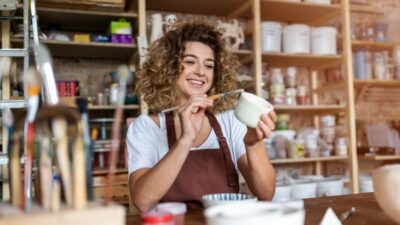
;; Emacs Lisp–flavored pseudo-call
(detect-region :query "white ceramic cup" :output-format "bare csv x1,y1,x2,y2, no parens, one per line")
235,92,274,128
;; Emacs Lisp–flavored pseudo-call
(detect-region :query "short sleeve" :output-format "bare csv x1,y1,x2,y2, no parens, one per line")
126,115,160,175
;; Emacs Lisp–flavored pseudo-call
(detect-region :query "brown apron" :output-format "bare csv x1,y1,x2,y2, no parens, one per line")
160,111,239,207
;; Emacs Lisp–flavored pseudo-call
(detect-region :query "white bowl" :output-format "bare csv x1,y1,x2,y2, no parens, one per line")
202,193,257,208
235,92,274,128
290,182,317,199
373,165,400,224
204,201,305,225
272,185,292,202
317,179,344,197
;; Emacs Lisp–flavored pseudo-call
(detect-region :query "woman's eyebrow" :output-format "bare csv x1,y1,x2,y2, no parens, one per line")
183,54,214,62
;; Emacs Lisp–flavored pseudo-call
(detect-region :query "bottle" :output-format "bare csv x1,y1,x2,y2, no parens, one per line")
109,83,119,105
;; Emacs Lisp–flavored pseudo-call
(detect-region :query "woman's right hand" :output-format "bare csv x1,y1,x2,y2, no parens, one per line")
177,94,213,144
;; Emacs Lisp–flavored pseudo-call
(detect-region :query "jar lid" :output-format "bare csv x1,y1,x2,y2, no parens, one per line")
141,211,173,224
156,202,187,215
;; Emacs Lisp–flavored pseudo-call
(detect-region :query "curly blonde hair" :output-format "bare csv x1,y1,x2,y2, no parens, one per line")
135,19,240,114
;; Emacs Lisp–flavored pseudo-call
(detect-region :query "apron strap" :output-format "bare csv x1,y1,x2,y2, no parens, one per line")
165,112,176,149
205,111,239,187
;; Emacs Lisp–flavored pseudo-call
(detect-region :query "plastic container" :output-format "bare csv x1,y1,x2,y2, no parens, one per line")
311,26,337,55
283,24,311,54
156,202,187,225
261,21,282,52
141,211,174,225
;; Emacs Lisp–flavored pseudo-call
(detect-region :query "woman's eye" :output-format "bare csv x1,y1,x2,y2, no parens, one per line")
205,65,214,69
184,60,195,64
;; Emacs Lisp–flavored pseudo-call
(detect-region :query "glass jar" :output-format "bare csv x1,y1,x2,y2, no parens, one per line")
276,114,290,130
335,137,348,156
296,85,307,105
286,67,297,88
285,88,297,105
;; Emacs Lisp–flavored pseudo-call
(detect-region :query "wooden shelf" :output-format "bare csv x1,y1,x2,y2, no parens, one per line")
92,168,128,176
354,80,400,103
36,7,137,32
89,104,140,110
146,0,250,17
271,156,348,164
352,40,398,52
231,49,253,64
11,39,136,60
260,0,341,25
354,80,400,89
274,104,345,113
262,52,342,69
359,155,400,161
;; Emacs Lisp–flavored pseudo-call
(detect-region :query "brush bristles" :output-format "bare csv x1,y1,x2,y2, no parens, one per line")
117,65,130,84
25,68,43,97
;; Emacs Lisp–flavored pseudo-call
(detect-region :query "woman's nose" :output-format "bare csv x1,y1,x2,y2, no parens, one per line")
195,64,205,76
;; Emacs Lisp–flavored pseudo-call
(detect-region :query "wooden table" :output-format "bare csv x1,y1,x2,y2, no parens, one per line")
127,193,398,225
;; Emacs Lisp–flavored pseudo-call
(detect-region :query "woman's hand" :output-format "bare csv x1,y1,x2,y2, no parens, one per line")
177,94,214,144
243,111,277,147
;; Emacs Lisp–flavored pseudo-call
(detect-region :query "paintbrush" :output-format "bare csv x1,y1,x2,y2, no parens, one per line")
52,117,73,207
33,44,59,105
103,65,130,204
73,122,87,209
161,89,244,113
51,173,61,213
23,68,42,213
76,98,94,201
4,109,13,205
39,136,52,211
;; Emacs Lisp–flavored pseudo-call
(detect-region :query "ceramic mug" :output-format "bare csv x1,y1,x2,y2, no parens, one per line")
235,92,274,128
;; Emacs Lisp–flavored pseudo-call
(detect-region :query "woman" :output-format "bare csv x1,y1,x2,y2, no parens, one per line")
127,20,276,212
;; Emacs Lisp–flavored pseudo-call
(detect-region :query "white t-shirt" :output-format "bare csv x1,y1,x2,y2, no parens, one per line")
127,110,247,175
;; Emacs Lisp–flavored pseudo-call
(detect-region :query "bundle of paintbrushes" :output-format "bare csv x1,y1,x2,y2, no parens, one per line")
0,65,125,224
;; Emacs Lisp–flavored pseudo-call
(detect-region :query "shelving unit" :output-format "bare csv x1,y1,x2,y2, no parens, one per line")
351,40,398,51
274,104,346,113
255,0,359,192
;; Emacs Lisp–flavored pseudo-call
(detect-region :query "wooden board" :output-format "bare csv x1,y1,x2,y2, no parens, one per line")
0,202,125,225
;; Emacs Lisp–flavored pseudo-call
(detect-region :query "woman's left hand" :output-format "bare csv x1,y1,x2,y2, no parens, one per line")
243,111,277,146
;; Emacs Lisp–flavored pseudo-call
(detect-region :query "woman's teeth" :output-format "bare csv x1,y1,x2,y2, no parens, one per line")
188,79,203,85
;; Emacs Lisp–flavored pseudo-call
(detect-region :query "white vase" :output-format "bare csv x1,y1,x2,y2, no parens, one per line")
150,14,163,43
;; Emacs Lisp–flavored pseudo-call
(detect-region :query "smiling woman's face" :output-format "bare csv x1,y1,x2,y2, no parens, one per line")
176,41,215,101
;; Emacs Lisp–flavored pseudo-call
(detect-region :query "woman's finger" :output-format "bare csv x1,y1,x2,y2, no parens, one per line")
261,113,275,131
269,111,278,122
258,120,272,138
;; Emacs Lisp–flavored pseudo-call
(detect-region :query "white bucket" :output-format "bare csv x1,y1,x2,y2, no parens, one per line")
261,21,282,52
304,0,331,4
283,24,310,54
311,26,337,55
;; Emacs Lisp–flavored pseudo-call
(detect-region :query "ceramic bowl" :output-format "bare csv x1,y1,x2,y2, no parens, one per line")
272,185,292,202
373,165,400,224
290,182,317,199
202,193,257,208
204,201,305,225
235,92,274,128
